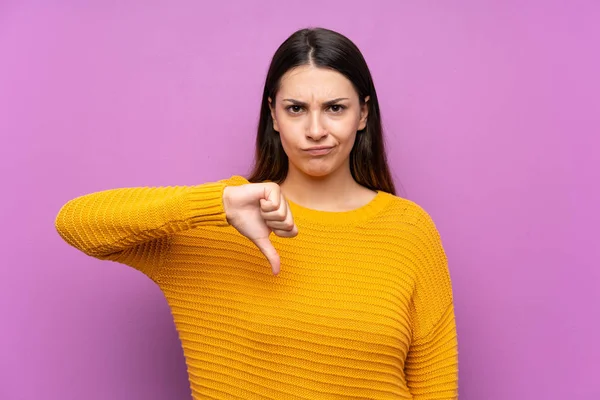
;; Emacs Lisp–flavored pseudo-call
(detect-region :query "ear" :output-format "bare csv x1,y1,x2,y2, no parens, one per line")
268,97,279,132
358,95,370,131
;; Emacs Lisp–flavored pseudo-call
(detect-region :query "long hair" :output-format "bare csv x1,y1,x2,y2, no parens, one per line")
248,27,396,195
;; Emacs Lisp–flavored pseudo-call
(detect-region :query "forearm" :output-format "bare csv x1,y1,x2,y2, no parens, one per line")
55,182,228,258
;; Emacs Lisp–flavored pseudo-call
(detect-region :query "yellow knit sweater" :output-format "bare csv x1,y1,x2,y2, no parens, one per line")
55,175,458,399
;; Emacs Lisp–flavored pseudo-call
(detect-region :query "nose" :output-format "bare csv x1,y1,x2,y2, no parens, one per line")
306,111,328,141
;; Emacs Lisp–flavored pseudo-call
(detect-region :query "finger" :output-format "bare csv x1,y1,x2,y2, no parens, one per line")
251,237,281,275
265,206,295,231
261,192,290,221
260,185,281,212
272,227,297,238
283,198,298,237
259,198,276,213
266,219,294,231
261,205,287,222
272,200,298,237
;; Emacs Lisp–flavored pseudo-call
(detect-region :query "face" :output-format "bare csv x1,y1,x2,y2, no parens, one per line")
269,64,369,179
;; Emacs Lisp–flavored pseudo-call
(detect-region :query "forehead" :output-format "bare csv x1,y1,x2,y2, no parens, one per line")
278,65,357,100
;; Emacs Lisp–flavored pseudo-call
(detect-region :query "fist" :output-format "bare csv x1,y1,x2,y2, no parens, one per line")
222,182,298,275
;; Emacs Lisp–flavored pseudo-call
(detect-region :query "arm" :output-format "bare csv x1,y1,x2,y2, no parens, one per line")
54,175,249,281
404,210,459,399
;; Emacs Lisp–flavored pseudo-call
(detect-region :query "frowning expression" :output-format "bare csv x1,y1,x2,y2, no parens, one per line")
269,64,369,178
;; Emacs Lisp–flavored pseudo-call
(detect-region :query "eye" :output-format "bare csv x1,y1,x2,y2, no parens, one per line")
286,105,304,114
328,104,346,113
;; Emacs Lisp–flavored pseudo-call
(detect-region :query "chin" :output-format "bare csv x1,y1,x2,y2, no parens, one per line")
289,154,349,179
298,162,338,179
303,170,331,179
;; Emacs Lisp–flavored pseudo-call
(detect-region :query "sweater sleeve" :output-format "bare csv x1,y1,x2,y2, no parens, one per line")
54,175,249,282
404,208,459,399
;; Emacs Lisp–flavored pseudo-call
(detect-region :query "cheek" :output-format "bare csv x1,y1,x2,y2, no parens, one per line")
277,113,359,148
334,121,359,148
277,125,295,144
279,135,293,156
277,120,302,145
330,114,360,135
277,130,300,159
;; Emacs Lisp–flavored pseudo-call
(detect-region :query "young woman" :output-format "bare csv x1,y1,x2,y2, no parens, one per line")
56,27,458,399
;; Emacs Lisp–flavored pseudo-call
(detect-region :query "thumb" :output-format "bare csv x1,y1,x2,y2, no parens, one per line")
251,237,281,275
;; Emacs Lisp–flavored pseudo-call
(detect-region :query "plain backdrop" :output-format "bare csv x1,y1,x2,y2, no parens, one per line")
1,1,599,399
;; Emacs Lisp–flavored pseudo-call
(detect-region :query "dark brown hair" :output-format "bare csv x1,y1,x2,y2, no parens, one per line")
248,27,396,195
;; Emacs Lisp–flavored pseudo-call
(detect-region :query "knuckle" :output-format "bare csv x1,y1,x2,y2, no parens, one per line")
266,182,280,195
285,213,294,226
277,209,287,220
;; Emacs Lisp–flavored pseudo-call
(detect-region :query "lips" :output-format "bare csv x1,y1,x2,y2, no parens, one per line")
303,146,334,156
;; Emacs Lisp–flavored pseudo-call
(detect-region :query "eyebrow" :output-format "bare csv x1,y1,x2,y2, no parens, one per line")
282,97,350,107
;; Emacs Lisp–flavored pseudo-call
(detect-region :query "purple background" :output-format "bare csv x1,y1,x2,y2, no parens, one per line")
1,1,599,399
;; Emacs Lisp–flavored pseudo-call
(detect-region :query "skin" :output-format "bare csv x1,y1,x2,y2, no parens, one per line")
268,64,377,211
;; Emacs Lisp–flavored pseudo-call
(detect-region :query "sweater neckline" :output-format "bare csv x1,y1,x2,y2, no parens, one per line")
286,190,391,226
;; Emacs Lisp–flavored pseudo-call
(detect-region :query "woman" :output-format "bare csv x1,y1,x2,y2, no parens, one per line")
56,27,458,399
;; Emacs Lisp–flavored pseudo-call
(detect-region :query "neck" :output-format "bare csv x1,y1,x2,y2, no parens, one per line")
280,163,368,211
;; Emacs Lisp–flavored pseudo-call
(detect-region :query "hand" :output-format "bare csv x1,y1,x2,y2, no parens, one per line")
222,182,298,275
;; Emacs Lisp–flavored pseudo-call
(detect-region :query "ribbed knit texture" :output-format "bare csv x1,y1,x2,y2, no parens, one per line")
55,175,458,399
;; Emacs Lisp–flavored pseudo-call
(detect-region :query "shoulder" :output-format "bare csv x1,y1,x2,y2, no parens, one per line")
378,192,440,233
380,193,452,293
376,192,447,264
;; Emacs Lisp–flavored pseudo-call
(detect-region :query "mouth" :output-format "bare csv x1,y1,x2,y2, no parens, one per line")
303,146,334,156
